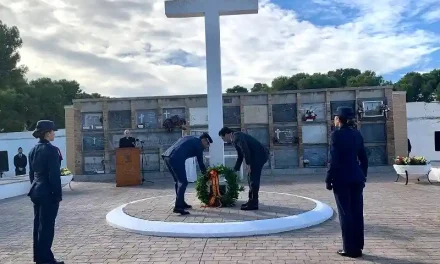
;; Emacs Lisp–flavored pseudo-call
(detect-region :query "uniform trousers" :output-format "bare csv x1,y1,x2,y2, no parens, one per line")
31,196,59,264
246,160,266,205
333,182,365,254
163,157,188,209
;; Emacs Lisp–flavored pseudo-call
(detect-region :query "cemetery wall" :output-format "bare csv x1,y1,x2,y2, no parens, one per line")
0,130,67,177
407,102,440,162
65,86,406,176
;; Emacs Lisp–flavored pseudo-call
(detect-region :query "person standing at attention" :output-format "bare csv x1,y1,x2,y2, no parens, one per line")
219,127,269,211
326,107,368,259
14,147,28,176
28,120,64,264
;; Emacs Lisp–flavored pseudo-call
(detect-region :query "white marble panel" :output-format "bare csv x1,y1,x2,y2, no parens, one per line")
302,124,328,144
243,105,268,124
189,107,208,126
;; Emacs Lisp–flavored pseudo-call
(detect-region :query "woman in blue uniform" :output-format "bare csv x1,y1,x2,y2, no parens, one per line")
326,107,368,259
28,120,64,264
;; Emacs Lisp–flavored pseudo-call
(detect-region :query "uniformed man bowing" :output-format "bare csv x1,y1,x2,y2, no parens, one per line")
326,107,368,259
28,120,64,264
162,133,212,215
219,127,269,211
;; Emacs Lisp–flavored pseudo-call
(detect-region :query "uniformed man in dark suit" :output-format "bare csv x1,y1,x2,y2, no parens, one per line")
219,127,269,211
162,133,212,215
326,107,368,259
119,129,136,148
28,120,64,264
14,147,28,176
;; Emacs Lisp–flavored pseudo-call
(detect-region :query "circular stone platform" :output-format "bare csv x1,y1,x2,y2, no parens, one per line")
106,191,333,238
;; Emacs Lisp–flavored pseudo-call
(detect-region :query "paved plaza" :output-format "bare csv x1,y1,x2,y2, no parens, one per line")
0,173,439,264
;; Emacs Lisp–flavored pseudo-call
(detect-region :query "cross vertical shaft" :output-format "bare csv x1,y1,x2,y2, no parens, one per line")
165,0,258,167
205,8,224,166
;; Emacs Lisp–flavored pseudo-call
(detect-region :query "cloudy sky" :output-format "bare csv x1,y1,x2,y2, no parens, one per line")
0,0,439,97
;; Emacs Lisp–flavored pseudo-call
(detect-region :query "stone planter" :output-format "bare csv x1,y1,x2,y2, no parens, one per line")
393,164,432,185
61,174,73,189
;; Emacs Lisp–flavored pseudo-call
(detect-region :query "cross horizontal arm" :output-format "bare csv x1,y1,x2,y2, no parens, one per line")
165,0,258,18
165,0,206,18
217,0,258,16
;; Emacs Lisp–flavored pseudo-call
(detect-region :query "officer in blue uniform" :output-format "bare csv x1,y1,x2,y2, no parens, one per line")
162,133,212,215
326,107,368,259
219,127,269,211
28,120,64,264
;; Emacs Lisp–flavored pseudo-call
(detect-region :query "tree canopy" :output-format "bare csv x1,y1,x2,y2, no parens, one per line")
0,21,104,132
226,69,440,105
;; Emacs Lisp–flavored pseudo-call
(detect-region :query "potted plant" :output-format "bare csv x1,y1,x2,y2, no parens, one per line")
393,156,432,185
60,167,74,189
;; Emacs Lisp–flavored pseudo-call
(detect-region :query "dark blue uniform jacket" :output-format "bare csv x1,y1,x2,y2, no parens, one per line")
326,125,368,186
232,132,269,171
28,139,62,202
162,136,207,174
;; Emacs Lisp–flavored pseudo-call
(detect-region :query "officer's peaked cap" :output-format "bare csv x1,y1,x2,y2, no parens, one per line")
200,132,213,143
335,107,354,119
32,120,57,138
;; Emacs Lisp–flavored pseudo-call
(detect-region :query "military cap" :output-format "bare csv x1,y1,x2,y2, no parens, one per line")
199,132,213,143
32,120,57,138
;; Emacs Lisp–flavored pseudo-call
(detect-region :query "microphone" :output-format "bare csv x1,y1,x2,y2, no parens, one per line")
135,138,144,143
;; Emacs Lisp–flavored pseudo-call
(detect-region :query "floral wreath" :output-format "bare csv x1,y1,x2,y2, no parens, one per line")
162,115,187,132
195,165,244,207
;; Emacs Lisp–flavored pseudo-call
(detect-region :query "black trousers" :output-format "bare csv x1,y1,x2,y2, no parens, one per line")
31,197,59,263
162,157,188,209
247,161,265,205
15,168,26,176
333,182,364,253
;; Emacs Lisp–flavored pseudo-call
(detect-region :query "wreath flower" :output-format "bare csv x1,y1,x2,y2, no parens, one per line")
195,165,244,207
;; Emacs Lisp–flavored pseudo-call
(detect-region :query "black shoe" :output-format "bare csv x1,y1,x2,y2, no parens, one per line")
173,208,190,215
184,203,192,209
337,250,362,258
38,261,65,264
241,204,258,211
241,202,248,208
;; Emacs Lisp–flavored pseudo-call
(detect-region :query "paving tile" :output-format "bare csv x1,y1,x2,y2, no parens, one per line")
0,173,439,263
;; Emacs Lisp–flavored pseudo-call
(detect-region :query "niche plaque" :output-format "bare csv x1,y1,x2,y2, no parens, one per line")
272,103,297,123
82,113,103,130
223,106,241,125
83,134,105,151
136,110,158,129
108,110,131,129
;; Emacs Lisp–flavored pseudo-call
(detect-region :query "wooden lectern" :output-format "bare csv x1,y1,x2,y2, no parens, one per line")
115,148,141,187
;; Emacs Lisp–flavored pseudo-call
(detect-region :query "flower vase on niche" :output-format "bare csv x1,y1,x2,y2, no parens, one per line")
303,110,317,122
303,159,310,167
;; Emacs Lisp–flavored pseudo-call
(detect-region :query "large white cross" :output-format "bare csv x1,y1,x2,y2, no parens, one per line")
165,0,258,166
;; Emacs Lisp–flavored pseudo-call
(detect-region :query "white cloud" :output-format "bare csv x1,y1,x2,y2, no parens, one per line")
423,8,440,23
0,0,439,97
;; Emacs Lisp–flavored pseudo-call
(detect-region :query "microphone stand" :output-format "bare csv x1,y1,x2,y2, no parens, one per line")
140,141,153,184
